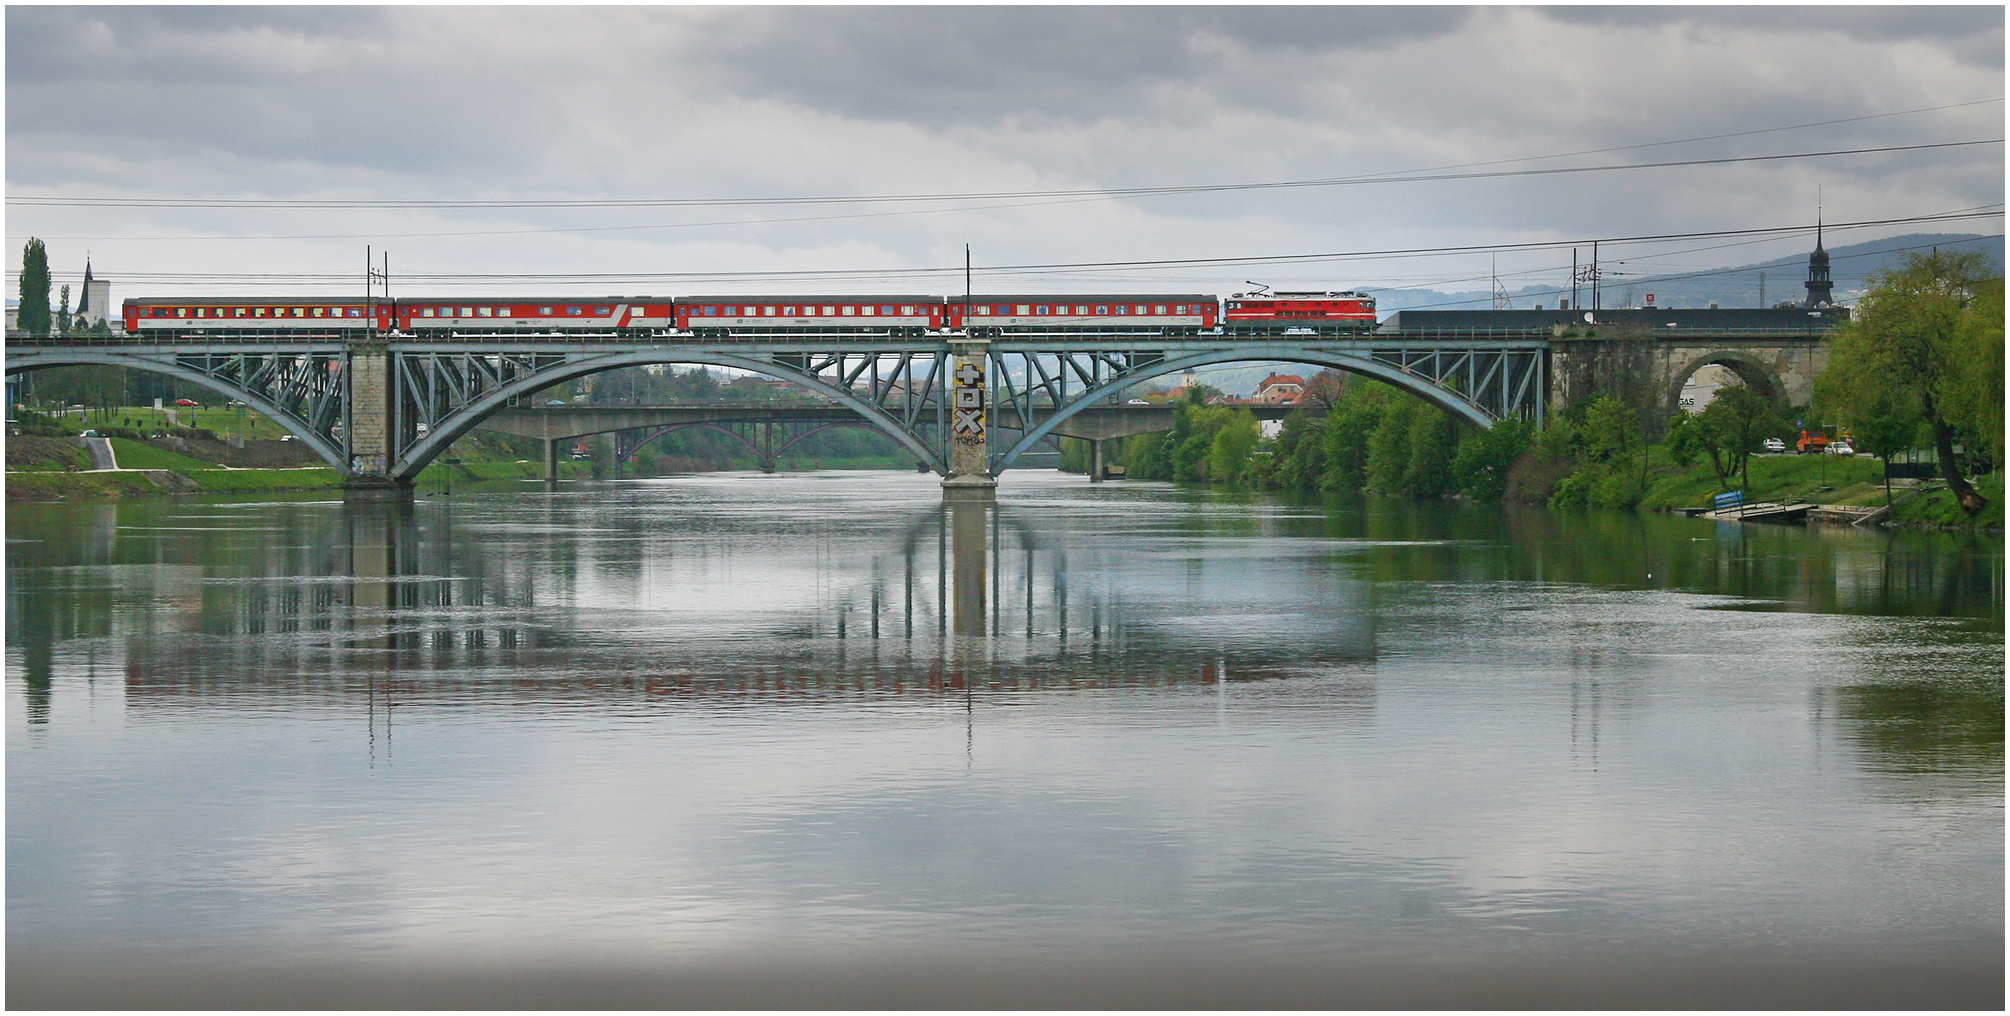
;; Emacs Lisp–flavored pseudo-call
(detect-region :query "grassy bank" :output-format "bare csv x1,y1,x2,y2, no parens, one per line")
6,470,188,500
1638,452,1890,510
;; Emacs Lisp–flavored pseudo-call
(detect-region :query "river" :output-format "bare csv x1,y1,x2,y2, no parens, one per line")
7,470,2002,1007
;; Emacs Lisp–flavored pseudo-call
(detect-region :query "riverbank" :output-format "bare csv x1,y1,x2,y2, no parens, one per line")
2,459,592,502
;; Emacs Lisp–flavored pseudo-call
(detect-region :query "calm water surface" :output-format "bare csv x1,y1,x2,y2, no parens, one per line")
7,471,2002,1006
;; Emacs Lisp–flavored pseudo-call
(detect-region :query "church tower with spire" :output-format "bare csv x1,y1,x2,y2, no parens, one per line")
1803,219,1833,308
73,258,111,330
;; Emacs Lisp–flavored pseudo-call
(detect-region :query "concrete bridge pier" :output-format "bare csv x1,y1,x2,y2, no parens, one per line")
942,340,997,502
542,438,561,491
342,339,413,501
1089,439,1105,483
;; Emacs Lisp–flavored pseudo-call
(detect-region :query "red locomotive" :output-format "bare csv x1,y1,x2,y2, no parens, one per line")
1222,291,1376,334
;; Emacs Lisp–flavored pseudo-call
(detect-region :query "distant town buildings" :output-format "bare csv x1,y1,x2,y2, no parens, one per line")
1252,373,1306,405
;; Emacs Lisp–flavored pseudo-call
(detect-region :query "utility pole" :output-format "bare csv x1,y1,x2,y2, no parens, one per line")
1758,271,1767,309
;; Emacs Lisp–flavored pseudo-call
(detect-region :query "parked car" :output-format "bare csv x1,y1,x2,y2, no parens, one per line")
1762,437,1786,453
174,398,200,407
1826,441,1854,456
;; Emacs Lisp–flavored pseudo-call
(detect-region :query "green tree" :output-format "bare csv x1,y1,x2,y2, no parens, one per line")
17,238,51,337
1317,383,1393,490
1364,397,1420,493
1401,401,1457,497
1819,250,2001,515
1690,385,1781,490
57,284,71,334
1203,409,1261,483
1450,417,1535,501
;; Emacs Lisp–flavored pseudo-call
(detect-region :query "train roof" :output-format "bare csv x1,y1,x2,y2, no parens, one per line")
959,294,1218,302
124,296,381,305
680,294,947,303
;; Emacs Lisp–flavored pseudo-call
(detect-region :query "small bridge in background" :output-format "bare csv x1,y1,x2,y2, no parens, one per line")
477,402,1299,483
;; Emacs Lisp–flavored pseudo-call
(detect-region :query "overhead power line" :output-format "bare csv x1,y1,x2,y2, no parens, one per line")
9,209,1998,290
8,139,2001,215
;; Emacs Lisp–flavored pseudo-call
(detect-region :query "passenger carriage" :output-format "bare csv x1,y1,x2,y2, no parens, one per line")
123,297,391,339
395,298,674,337
948,295,1217,337
675,296,944,338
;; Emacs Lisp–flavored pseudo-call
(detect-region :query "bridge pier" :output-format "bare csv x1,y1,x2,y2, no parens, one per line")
543,438,560,491
942,340,997,501
1089,439,1105,483
341,339,414,501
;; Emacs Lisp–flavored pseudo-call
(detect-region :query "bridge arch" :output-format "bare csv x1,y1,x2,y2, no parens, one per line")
1664,352,1786,422
392,350,944,481
2,352,346,469
992,346,1503,473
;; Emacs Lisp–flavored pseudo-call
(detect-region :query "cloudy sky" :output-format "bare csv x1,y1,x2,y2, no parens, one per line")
6,6,2003,302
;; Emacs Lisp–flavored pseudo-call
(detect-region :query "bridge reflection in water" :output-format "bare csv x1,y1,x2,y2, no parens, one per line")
103,492,1378,719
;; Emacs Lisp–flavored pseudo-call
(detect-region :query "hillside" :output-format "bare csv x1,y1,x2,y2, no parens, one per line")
1371,233,2003,313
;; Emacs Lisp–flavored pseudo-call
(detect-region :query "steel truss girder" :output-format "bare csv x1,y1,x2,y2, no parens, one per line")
386,346,957,480
981,341,1546,473
2,345,349,468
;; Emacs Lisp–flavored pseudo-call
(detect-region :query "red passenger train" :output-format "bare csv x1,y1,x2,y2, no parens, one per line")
120,287,1375,339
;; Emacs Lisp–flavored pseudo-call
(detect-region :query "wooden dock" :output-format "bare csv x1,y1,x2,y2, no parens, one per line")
1697,501,1816,524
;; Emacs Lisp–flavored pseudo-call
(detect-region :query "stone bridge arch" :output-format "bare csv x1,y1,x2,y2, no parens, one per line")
2,351,347,469
392,351,945,481
1663,351,1789,421
991,346,1508,473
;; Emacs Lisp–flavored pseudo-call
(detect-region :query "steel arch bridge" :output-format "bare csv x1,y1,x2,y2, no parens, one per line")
5,331,1547,490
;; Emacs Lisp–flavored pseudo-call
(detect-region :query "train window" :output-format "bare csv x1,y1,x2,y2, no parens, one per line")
540,307,554,316
1095,306,1108,315
860,306,875,316
254,308,268,317
496,308,511,318
1155,305,1167,314
763,306,777,316
1175,305,1187,314
823,306,837,316
882,306,896,316
477,307,493,317
783,306,796,316
841,306,856,316
346,308,360,317
237,308,250,317
175,308,188,317
1036,305,1049,315
461,307,474,317
567,306,583,315
421,308,435,317
197,308,210,317
595,306,611,315
702,306,717,316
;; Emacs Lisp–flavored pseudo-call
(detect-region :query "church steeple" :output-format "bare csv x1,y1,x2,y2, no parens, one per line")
75,259,94,317
1803,210,1833,308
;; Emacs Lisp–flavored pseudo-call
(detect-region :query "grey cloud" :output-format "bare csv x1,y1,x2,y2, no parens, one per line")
687,7,1473,126
1538,6,2004,67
